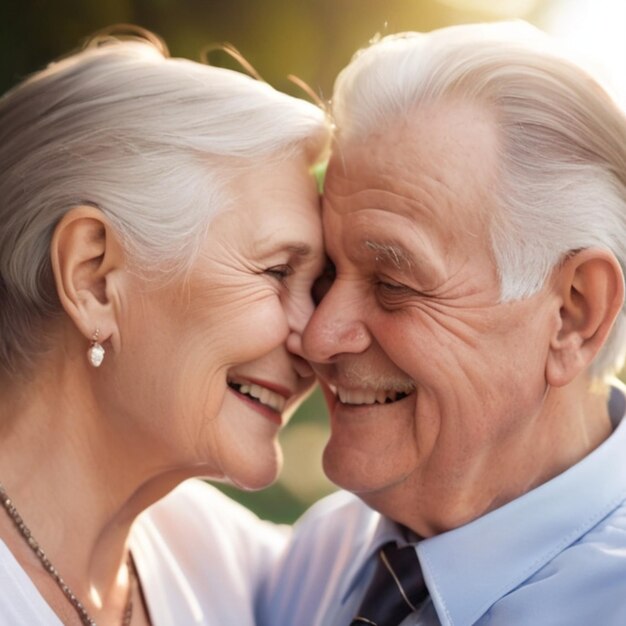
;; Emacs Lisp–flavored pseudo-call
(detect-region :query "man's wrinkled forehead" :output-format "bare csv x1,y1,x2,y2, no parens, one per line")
324,101,500,228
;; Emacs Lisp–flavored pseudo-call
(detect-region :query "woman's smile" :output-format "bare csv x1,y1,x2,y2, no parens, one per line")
227,376,292,425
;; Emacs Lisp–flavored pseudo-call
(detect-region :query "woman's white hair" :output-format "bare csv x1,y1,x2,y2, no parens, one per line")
0,34,328,376
331,21,626,380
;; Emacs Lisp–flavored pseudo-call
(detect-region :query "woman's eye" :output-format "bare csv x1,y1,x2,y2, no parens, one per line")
265,264,293,282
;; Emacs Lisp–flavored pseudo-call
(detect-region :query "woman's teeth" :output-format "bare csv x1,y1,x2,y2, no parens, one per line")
228,381,287,413
335,386,412,405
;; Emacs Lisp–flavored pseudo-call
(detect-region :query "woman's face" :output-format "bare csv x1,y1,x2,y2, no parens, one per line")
113,154,323,489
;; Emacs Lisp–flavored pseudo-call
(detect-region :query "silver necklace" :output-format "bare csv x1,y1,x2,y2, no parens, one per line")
0,481,135,626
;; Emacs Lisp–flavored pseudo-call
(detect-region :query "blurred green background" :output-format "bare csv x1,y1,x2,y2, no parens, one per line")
1,0,624,523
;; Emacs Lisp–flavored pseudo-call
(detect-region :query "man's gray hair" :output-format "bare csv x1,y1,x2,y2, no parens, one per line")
0,37,328,376
331,21,626,379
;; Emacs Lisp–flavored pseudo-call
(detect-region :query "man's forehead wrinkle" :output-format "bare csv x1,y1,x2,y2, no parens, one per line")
326,185,446,223
326,135,397,197
323,164,364,206
330,157,462,224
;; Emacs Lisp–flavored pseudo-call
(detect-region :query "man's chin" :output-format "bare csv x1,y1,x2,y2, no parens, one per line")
322,441,411,496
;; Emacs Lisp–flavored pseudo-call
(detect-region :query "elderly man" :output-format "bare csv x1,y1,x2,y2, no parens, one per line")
260,21,626,626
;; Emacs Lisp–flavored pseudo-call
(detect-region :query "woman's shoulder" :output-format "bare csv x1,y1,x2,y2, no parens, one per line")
293,489,378,539
145,479,245,517
130,481,288,623
132,479,288,566
0,540,63,625
141,478,286,536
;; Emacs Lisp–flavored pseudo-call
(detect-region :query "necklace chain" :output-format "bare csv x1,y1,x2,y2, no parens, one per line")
0,481,134,626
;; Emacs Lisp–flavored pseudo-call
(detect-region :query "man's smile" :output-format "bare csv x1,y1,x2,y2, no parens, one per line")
330,384,415,406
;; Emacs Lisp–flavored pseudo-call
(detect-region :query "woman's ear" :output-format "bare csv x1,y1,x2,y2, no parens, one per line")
50,206,126,346
546,248,624,387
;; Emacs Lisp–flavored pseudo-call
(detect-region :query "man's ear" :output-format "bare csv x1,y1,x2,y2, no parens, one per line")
50,206,126,347
546,248,624,387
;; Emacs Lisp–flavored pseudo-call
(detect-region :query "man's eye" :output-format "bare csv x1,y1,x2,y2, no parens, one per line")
375,279,413,299
265,265,293,282
377,279,407,292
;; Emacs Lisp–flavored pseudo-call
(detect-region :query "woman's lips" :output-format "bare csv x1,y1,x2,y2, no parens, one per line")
227,377,292,426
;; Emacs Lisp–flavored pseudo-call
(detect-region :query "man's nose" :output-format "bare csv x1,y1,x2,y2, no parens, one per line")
302,279,372,363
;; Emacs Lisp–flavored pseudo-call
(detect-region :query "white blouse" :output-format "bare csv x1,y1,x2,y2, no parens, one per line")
0,479,288,625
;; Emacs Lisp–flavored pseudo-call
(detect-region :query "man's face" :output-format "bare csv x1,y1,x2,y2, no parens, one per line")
303,101,560,536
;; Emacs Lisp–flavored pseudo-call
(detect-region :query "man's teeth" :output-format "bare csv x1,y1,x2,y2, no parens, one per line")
336,386,412,405
228,382,286,413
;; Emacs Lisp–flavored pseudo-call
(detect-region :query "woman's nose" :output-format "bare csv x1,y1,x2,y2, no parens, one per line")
285,288,316,360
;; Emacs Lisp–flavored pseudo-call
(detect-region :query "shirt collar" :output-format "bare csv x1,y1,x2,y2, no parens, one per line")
340,508,410,603
417,383,626,626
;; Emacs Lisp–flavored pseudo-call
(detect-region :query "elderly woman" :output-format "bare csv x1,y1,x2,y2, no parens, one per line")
0,31,328,625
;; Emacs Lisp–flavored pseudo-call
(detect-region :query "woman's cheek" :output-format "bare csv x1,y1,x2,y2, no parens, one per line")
175,351,225,422
213,299,290,365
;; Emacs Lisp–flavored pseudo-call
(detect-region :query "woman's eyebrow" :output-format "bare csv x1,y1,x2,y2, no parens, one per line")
254,239,313,258
285,243,313,257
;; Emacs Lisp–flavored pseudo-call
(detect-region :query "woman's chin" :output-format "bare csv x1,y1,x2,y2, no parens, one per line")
227,451,284,492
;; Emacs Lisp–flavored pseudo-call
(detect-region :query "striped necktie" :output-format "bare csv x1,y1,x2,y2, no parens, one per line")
350,541,428,626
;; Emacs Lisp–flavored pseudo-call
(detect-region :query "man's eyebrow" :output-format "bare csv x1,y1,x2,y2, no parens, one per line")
364,240,416,269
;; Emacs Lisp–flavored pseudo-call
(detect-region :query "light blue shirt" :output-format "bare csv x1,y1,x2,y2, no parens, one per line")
259,386,626,626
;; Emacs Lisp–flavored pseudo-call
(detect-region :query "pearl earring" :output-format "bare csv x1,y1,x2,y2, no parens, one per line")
87,329,105,368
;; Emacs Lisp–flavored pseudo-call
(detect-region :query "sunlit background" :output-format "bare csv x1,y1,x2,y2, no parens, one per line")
1,0,624,522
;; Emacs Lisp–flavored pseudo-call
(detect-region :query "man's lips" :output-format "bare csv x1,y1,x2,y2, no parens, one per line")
323,381,415,407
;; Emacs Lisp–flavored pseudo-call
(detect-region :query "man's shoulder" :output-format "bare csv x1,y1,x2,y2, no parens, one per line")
490,499,626,625
572,495,626,560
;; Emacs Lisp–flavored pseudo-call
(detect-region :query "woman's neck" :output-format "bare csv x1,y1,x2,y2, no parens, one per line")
0,355,190,622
